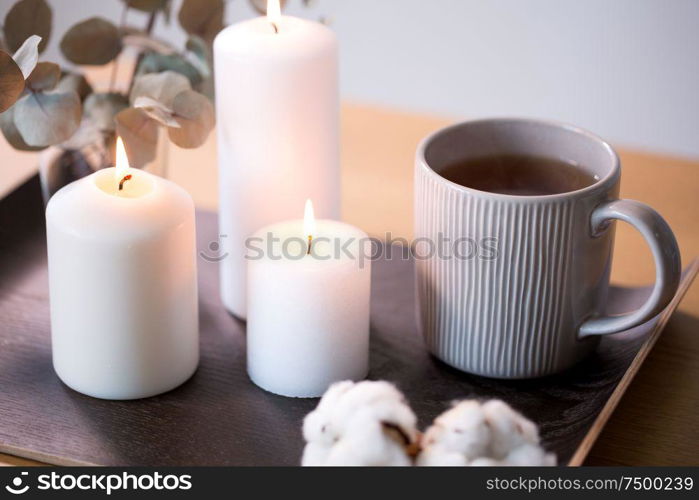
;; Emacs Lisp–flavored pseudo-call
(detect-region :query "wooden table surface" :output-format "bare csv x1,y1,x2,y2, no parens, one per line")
2,103,697,466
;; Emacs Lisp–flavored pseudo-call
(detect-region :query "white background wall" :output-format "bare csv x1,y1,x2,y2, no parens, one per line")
296,0,699,158
2,0,698,160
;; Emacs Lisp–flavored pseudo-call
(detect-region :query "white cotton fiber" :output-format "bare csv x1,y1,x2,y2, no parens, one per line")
302,383,555,467
417,400,555,466
301,380,418,466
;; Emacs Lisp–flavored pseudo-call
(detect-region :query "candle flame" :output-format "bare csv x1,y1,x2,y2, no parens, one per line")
267,0,281,24
115,136,130,184
303,199,316,239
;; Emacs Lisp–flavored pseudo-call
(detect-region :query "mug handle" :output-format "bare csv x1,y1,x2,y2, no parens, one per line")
578,199,681,337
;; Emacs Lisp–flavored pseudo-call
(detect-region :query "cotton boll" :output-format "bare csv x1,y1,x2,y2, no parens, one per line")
316,380,356,411
469,457,501,466
302,380,354,446
302,410,337,448
324,410,414,466
417,399,556,467
482,400,540,459
418,401,491,465
416,447,469,466
504,443,557,466
330,381,417,440
301,380,419,466
301,442,332,466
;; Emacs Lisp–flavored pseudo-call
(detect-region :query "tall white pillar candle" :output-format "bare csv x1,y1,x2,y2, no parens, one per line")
214,1,340,319
247,201,371,398
46,139,199,400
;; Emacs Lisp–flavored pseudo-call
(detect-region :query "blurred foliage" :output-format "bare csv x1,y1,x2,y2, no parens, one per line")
0,0,304,166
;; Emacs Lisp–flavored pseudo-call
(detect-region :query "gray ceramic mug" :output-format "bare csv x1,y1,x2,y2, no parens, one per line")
414,118,681,379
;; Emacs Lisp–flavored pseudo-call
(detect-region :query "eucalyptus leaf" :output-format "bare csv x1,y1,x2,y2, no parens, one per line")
25,62,60,92
250,0,287,15
11,35,41,79
184,35,210,78
122,0,169,13
84,92,128,133
183,52,210,80
3,0,51,53
198,77,215,102
187,34,214,97
168,89,214,148
13,90,81,146
0,51,24,113
114,108,158,168
135,52,202,87
60,117,104,151
178,0,224,43
130,70,191,107
56,72,93,102
60,17,122,65
0,106,46,151
186,35,209,59
134,96,180,128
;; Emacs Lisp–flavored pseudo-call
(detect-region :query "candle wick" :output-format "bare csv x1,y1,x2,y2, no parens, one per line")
118,174,132,191
307,235,312,255
271,22,279,34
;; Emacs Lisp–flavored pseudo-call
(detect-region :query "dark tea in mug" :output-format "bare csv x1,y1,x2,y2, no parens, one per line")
440,154,599,196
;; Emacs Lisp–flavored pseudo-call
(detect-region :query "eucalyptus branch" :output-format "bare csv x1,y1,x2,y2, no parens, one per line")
2,0,314,157
145,10,158,35
109,3,130,92
127,8,160,93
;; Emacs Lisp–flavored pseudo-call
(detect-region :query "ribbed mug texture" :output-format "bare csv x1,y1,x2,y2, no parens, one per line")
414,120,620,378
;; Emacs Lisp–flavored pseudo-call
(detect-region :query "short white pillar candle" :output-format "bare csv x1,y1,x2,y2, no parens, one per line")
247,201,371,398
45,138,199,400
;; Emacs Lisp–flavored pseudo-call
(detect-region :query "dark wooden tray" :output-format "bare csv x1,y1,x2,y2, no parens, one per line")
0,177,696,466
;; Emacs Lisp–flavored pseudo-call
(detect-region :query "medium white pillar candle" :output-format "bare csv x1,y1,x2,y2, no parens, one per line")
247,201,371,398
214,1,340,319
45,139,199,400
